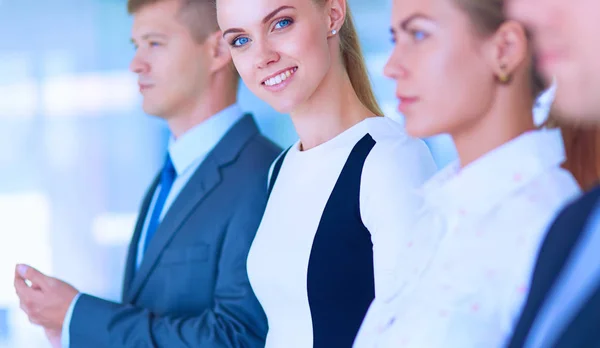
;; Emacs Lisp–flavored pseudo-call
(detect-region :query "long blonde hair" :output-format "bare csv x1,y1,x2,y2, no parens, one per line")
314,0,383,116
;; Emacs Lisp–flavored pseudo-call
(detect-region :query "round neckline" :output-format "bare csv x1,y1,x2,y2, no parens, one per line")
289,117,379,159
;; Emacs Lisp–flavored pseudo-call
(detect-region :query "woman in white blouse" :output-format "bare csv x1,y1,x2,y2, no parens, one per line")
353,0,581,347
216,0,437,347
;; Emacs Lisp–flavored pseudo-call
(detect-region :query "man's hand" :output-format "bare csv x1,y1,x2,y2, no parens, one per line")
44,327,62,348
14,264,79,332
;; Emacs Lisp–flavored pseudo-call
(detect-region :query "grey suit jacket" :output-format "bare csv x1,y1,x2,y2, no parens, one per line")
69,115,281,348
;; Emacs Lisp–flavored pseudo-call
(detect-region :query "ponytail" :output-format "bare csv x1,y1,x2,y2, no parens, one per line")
336,5,383,116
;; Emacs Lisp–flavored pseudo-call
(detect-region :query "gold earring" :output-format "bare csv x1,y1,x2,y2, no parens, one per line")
497,64,511,83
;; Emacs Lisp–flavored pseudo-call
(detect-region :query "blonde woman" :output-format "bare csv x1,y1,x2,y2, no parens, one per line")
354,0,581,346
216,0,437,346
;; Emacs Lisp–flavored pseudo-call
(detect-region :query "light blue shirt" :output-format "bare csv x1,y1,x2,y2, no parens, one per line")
61,104,244,348
525,202,600,348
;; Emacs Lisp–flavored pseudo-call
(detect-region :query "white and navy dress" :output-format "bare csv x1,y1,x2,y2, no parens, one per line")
247,117,437,347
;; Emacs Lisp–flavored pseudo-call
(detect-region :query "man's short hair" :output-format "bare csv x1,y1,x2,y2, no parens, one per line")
127,0,219,43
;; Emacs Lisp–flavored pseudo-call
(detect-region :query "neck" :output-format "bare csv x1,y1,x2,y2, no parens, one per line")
453,88,536,168
290,61,375,151
167,75,237,139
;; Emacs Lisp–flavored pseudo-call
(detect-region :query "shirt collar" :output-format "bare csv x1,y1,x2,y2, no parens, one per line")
168,103,244,176
421,128,566,216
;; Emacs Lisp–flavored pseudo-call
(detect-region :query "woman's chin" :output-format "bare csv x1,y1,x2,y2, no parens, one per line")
268,99,299,115
404,118,439,139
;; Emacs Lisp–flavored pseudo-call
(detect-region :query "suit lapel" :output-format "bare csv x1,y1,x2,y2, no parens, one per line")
121,175,160,301
509,186,600,348
555,280,600,347
124,156,221,304
123,114,260,304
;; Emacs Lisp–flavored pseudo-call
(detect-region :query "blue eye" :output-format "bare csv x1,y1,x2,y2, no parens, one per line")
150,42,160,47
274,18,293,30
232,37,250,47
411,30,428,42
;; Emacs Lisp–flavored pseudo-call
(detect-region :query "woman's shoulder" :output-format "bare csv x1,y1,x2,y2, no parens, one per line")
356,117,438,191
510,166,582,214
363,116,436,170
365,116,429,151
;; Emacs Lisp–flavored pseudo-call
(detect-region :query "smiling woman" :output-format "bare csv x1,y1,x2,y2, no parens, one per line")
216,0,437,347
218,0,380,118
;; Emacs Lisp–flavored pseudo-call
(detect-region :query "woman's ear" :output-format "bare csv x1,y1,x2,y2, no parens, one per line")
326,0,347,36
485,20,528,83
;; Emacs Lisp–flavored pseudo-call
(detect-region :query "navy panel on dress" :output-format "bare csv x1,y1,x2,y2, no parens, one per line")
267,147,290,199
307,134,376,348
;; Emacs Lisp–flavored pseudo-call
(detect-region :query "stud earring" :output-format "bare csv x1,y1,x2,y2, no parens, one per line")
331,29,337,35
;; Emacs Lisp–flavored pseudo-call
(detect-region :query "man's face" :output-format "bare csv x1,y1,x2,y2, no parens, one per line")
508,0,600,121
130,0,213,119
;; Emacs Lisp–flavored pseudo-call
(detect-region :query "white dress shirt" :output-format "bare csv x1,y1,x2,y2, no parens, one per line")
60,104,244,348
354,128,581,348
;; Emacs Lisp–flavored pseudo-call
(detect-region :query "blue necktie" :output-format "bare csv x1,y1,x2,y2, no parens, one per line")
143,154,177,254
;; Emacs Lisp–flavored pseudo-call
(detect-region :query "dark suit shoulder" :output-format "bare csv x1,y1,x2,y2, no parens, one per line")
508,185,600,348
544,185,600,251
250,131,284,153
554,184,600,228
249,133,283,159
235,132,282,174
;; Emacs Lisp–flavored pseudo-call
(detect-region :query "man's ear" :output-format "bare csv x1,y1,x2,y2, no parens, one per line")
206,30,233,73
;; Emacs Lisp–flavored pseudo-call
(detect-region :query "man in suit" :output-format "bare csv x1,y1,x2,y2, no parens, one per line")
14,0,280,346
504,0,600,347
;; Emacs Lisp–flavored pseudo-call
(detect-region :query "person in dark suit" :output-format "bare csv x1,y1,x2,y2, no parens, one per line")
14,0,280,347
506,188,600,347
504,0,600,347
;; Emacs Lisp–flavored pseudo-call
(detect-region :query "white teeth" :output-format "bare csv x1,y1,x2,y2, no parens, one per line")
264,68,297,86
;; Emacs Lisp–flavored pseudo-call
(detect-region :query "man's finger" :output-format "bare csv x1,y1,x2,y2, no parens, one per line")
15,281,38,309
16,264,47,288
14,268,44,315
19,301,33,316
14,269,33,297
